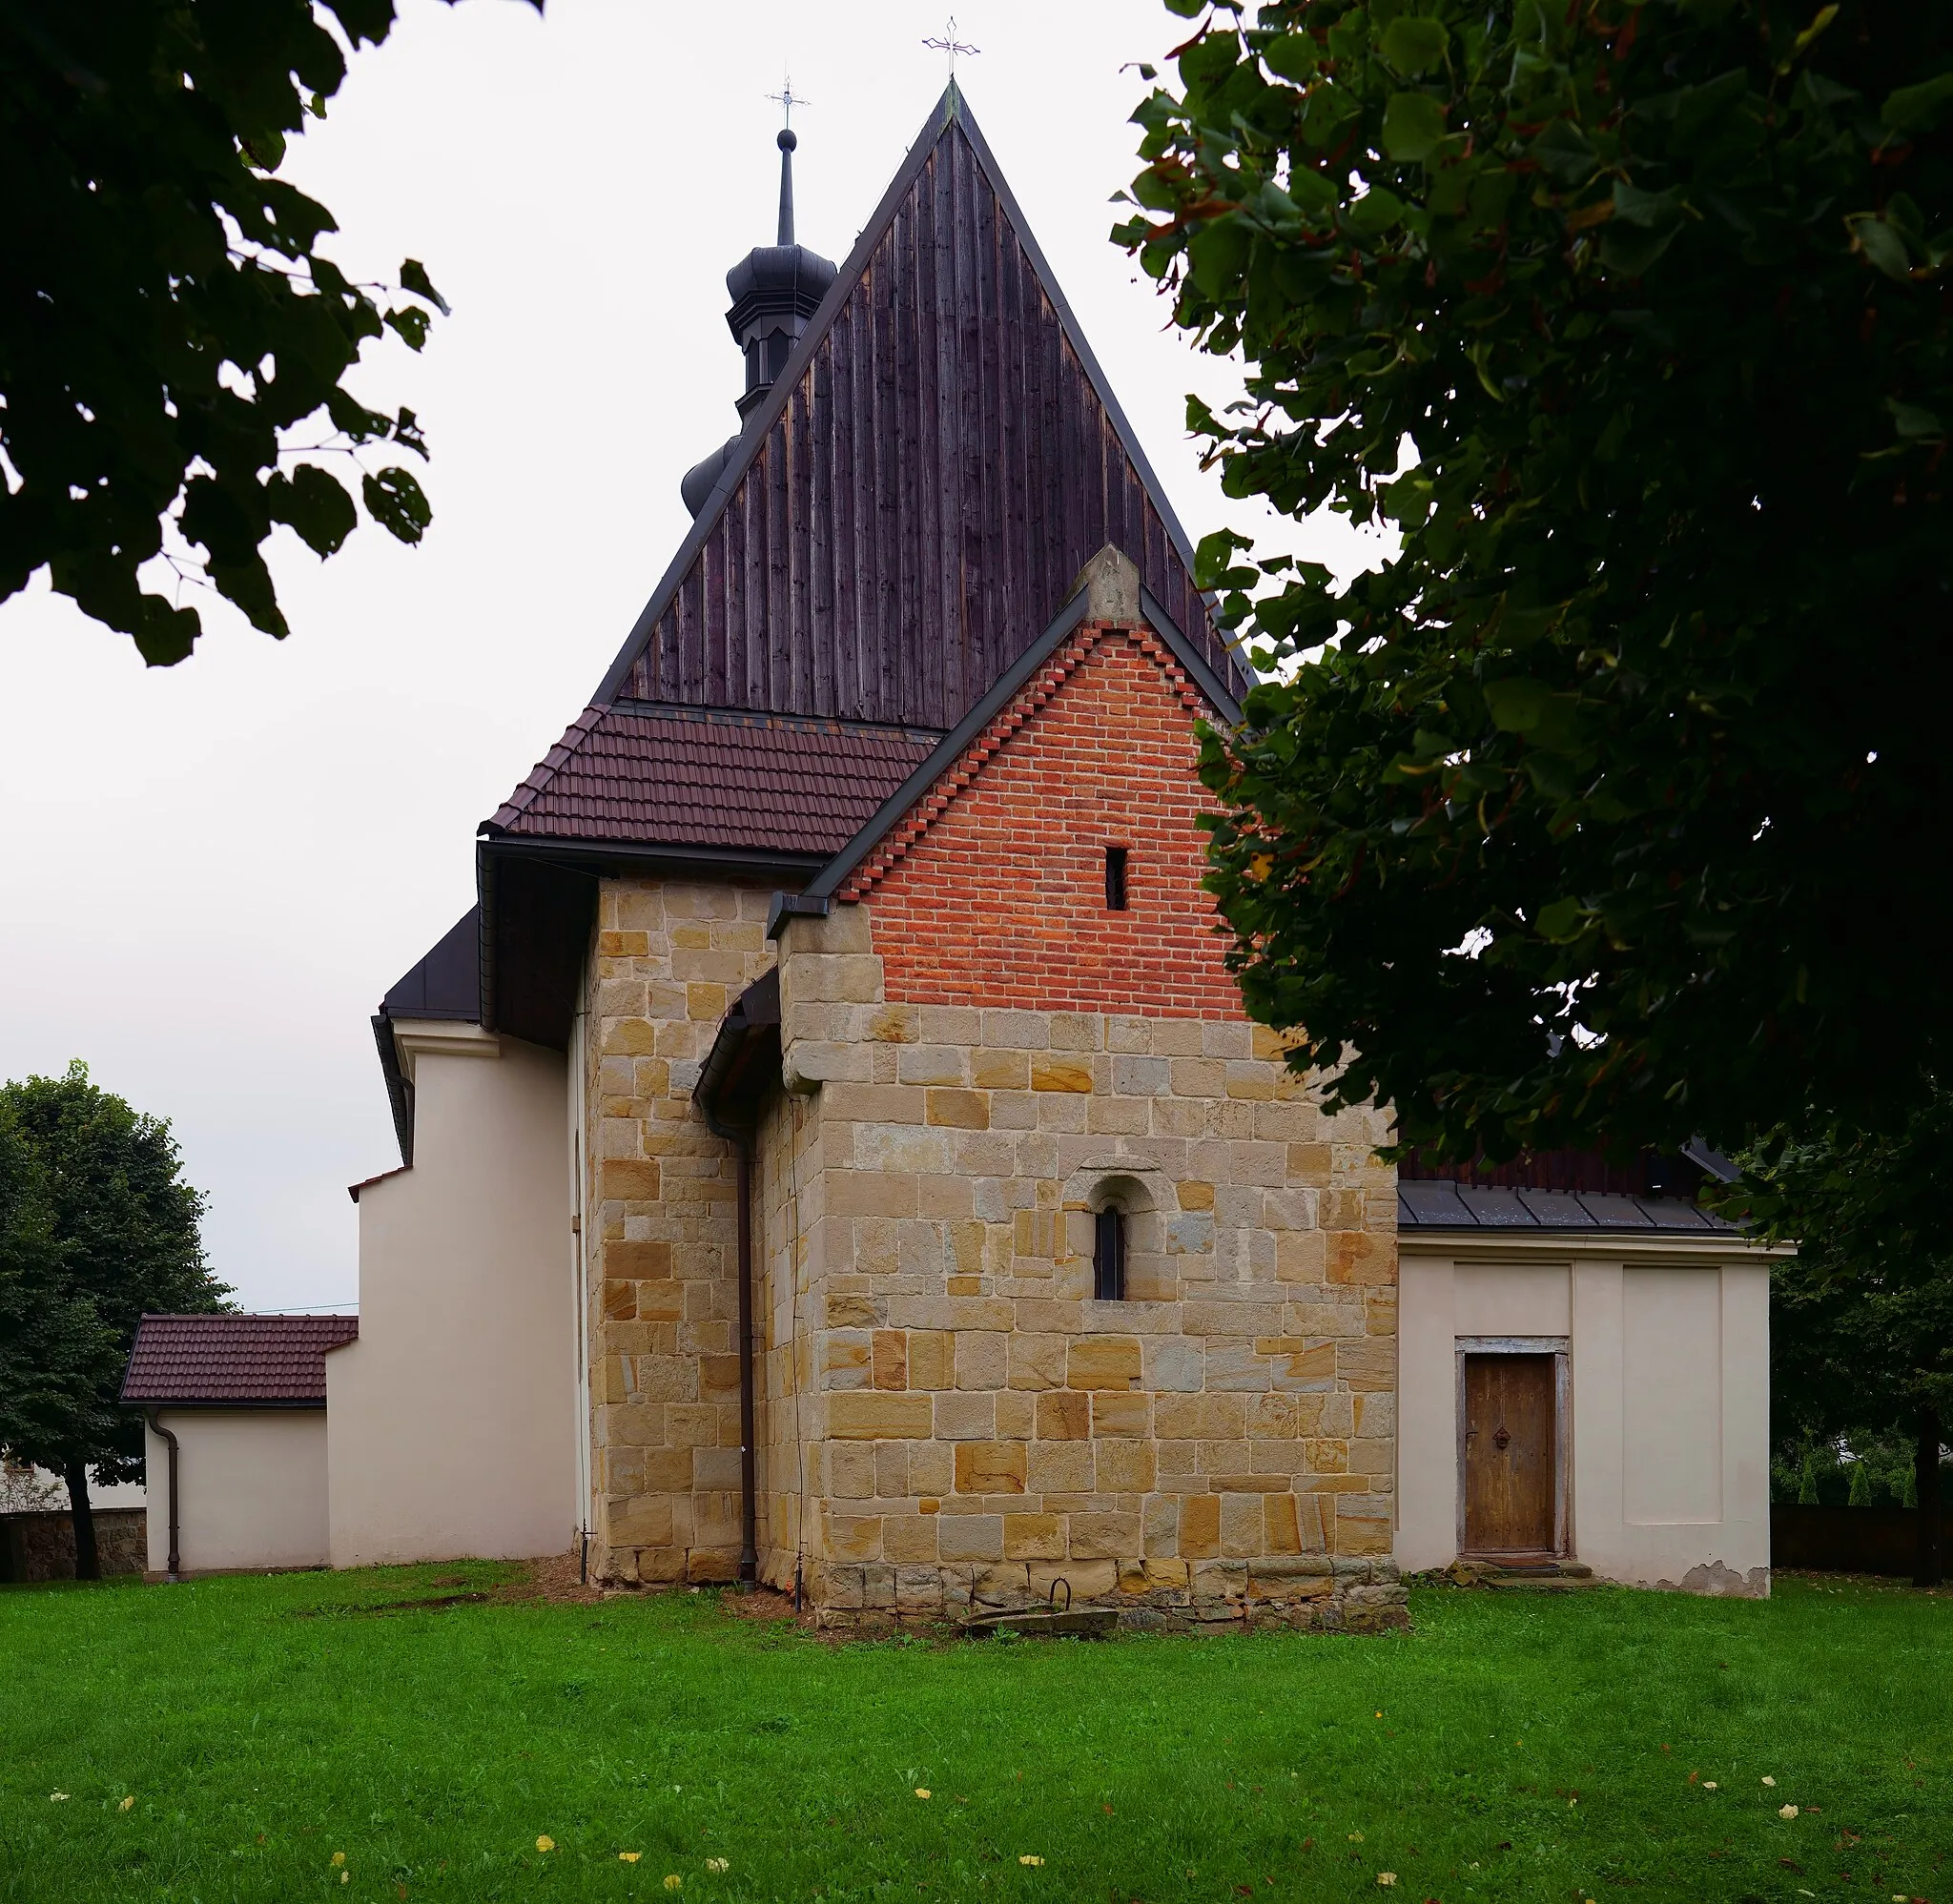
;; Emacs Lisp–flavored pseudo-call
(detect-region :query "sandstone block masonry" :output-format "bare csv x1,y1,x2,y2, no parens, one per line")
773,903,1404,1633
586,876,780,1587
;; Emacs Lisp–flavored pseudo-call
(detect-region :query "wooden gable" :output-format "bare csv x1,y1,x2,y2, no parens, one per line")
593,86,1241,730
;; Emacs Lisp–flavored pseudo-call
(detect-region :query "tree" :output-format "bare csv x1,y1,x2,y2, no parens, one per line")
0,0,509,665
0,1107,125,1575
1117,0,1953,1167
1734,1095,1953,1585
0,1063,227,1578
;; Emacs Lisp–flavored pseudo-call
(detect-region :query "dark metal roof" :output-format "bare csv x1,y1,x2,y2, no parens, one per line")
380,909,479,1021
590,82,1245,730
1396,1180,1736,1234
121,1314,359,1407
486,704,936,854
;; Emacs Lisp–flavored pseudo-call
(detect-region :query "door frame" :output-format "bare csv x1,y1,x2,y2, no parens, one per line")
1455,1336,1571,1559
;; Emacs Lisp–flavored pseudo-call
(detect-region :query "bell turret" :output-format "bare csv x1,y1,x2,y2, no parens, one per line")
681,129,838,519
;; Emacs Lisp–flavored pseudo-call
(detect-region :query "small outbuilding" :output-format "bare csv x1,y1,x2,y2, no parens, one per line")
121,1314,359,1579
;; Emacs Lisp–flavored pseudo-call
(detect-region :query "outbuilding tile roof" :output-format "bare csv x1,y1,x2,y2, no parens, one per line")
485,703,936,855
120,1314,359,1407
1396,1181,1734,1233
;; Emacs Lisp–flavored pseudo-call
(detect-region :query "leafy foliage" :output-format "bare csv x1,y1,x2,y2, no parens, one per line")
0,1063,227,1487
1726,1094,1953,1454
1119,0,1953,1162
0,0,483,665
0,1108,121,1484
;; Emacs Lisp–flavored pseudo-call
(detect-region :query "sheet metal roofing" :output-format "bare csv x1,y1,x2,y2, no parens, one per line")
1396,1181,1737,1234
120,1314,360,1406
485,704,936,855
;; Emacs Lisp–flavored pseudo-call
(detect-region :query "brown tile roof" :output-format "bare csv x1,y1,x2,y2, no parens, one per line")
120,1314,359,1407
484,704,936,855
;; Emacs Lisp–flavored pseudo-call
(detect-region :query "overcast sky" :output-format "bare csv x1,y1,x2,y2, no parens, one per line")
0,0,1387,1313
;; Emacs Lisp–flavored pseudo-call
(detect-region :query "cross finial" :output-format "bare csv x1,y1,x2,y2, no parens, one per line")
923,15,979,80
767,71,809,130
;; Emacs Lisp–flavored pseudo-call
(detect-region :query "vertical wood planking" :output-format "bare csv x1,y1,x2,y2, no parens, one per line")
627,117,1231,725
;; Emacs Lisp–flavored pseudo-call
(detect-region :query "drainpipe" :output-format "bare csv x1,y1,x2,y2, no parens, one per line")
733,1138,758,1588
144,1410,180,1582
695,1111,757,1589
696,975,780,1595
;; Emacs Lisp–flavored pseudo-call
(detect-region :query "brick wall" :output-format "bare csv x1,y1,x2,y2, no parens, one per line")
847,625,1242,1017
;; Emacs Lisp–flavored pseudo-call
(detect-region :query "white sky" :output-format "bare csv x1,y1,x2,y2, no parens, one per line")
0,0,1385,1312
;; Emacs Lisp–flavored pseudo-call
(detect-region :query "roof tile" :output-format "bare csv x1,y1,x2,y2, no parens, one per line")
486,705,935,855
121,1314,359,1406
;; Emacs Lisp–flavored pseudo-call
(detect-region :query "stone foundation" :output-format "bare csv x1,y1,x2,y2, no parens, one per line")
809,1553,1408,1635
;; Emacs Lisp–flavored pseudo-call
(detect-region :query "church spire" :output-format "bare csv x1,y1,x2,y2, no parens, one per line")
680,115,837,519
776,127,796,246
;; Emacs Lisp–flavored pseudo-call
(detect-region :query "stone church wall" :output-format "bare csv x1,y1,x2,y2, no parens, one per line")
585,875,778,1586
777,902,1401,1630
770,621,1405,1631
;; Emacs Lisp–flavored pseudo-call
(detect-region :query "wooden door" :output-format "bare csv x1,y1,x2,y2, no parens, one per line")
1462,1353,1558,1556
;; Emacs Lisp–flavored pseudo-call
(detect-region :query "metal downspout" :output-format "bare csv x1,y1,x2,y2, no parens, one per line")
145,1409,180,1582
734,1139,758,1587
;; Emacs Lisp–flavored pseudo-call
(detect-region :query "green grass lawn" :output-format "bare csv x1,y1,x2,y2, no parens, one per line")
0,1566,1946,1903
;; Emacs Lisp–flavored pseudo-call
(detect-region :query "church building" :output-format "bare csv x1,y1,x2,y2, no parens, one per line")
134,87,1776,1618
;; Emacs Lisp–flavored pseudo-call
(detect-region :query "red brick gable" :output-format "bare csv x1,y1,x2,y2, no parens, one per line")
848,622,1244,1016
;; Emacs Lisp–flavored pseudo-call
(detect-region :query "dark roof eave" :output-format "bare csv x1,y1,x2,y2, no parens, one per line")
125,1397,330,1411
477,831,829,881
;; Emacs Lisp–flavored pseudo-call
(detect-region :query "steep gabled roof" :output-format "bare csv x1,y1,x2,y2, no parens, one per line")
586,82,1243,736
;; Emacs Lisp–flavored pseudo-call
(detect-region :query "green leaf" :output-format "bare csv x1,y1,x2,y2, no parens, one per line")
399,257,450,316
1599,218,1679,276
1881,71,1953,134
1847,213,1912,281
1188,214,1253,297
1345,186,1405,236
1380,15,1449,76
1613,182,1682,228
1261,32,1319,82
363,467,433,544
382,305,430,351
1382,92,1448,162
267,463,358,557
1885,397,1943,440
1789,4,1840,61
133,598,200,667
1482,678,1555,733
1535,897,1587,942
1529,117,1596,186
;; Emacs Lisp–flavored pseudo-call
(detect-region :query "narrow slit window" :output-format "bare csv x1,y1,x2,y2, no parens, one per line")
1093,1206,1127,1301
1104,846,1129,911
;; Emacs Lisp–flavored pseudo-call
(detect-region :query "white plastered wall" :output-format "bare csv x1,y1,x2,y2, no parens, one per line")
1396,1238,1774,1594
327,1024,576,1566
142,1411,329,1574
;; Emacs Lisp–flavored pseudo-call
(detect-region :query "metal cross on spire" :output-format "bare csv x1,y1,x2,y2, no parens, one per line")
923,15,979,80
766,71,810,129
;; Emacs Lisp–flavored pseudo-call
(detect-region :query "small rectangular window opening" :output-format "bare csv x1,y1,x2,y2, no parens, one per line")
1104,846,1129,911
1093,1207,1127,1301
